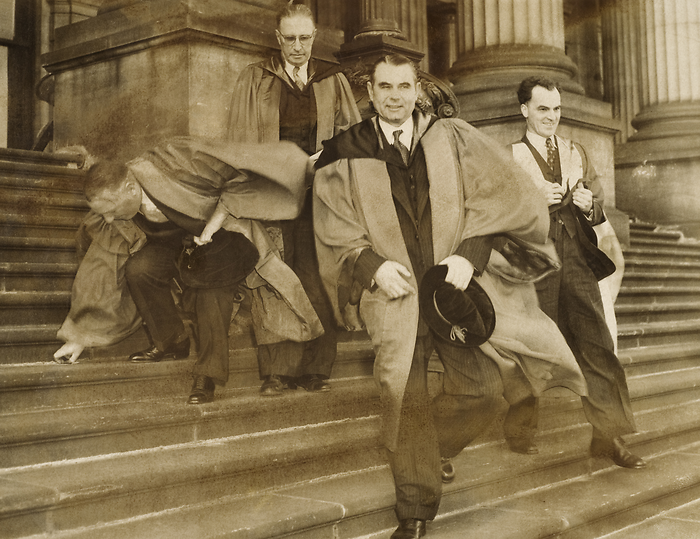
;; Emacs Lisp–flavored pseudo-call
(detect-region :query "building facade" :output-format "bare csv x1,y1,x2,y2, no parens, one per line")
2,0,699,235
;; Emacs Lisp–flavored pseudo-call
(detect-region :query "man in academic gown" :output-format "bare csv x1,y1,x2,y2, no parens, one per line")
55,138,323,405
228,3,361,395
313,55,586,539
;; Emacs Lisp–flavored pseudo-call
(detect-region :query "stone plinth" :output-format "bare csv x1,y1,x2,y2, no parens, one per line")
41,0,343,162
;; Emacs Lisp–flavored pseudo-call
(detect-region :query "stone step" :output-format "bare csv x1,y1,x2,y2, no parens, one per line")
0,262,78,292
0,375,382,469
0,412,384,539
616,284,700,305
618,318,700,349
0,188,87,211
619,342,700,377
0,235,78,264
0,340,375,412
7,387,700,539
625,257,700,271
0,147,84,169
620,267,700,286
615,299,700,324
624,246,700,264
626,239,700,256
629,226,684,242
0,291,70,326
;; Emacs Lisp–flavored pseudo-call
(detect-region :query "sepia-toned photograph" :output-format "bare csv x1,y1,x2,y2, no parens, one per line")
1,0,700,537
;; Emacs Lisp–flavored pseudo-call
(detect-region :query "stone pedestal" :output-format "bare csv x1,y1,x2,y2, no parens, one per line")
609,0,700,236
41,0,343,162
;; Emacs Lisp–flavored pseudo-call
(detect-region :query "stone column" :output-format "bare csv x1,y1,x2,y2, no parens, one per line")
613,0,700,235
601,0,641,144
336,0,423,66
449,0,583,98
397,0,429,70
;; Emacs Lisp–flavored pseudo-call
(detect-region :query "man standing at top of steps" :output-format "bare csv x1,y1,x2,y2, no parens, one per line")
54,138,323,405
313,54,588,539
506,76,646,469
228,2,361,396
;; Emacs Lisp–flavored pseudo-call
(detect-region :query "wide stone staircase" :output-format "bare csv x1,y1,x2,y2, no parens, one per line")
2,149,700,538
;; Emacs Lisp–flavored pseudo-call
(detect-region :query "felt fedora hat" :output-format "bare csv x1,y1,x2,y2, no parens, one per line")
419,264,495,348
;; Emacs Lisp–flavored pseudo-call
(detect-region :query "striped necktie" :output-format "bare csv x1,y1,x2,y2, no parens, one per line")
292,66,304,90
546,137,556,170
393,130,410,165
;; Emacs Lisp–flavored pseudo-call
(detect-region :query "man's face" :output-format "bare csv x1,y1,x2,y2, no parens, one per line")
367,62,420,127
88,180,141,224
276,15,316,67
521,85,561,139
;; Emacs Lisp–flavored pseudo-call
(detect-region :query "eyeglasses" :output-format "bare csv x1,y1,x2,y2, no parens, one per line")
279,34,315,46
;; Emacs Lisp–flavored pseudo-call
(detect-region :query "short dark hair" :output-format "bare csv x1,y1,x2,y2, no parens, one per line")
517,76,561,105
370,54,418,84
84,160,129,201
276,2,315,28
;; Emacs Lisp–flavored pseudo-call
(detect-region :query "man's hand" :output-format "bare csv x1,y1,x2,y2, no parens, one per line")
53,342,85,364
572,184,593,215
439,255,474,291
542,182,566,206
374,261,415,299
194,204,229,246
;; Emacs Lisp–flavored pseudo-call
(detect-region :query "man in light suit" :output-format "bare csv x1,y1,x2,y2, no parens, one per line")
506,76,645,469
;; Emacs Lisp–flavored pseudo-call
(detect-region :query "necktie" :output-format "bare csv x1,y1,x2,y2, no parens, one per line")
292,66,304,90
393,130,410,164
546,137,556,170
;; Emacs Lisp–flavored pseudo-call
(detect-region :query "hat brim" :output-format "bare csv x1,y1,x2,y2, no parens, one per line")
419,265,495,348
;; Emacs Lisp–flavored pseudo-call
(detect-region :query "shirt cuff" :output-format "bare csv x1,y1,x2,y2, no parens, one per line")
353,248,387,290
453,236,494,275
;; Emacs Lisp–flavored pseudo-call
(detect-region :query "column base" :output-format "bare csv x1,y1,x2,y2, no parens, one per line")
448,45,585,96
615,132,700,238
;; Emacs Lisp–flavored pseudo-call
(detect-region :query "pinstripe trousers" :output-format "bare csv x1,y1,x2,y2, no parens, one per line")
388,332,504,521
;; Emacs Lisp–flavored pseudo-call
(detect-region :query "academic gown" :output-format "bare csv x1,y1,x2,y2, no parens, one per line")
314,115,587,450
58,138,323,351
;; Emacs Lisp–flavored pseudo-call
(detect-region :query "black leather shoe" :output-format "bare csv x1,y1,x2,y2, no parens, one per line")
130,339,190,363
260,374,295,396
441,457,455,484
391,519,427,539
295,374,331,392
506,437,539,455
187,375,215,405
590,436,646,469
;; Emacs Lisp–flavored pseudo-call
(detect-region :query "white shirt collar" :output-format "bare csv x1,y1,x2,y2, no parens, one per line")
284,61,309,85
378,115,414,149
526,130,556,160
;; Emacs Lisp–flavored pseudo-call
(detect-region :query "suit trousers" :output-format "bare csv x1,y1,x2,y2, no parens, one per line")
388,332,504,521
530,222,636,440
125,239,238,386
257,209,337,379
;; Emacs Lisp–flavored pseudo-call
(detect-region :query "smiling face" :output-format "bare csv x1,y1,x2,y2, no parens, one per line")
521,85,561,139
276,14,316,67
367,62,420,127
88,179,142,224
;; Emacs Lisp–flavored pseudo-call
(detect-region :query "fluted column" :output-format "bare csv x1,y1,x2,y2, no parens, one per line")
355,0,402,37
336,0,423,77
630,0,700,140
449,0,583,95
613,0,700,235
601,0,640,143
397,0,429,70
